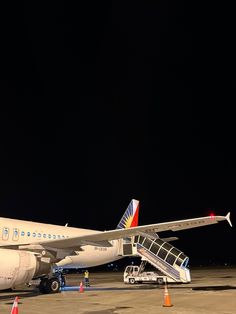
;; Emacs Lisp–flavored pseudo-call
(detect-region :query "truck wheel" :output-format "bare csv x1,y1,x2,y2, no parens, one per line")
129,278,136,284
157,278,164,284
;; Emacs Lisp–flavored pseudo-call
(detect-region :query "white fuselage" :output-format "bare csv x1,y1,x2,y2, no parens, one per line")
0,217,121,268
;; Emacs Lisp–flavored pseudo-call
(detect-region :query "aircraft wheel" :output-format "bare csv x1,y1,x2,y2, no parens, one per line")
46,278,60,293
38,279,47,293
39,278,61,294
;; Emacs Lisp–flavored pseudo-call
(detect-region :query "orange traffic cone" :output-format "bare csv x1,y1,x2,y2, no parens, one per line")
79,281,84,293
163,284,173,307
11,296,19,314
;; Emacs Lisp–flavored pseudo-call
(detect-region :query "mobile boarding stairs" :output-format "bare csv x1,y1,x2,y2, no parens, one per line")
118,234,191,283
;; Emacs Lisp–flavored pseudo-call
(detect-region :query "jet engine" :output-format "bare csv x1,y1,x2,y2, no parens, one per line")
0,248,51,290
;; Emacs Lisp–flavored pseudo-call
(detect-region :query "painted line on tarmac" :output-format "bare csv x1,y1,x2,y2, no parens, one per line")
61,285,159,291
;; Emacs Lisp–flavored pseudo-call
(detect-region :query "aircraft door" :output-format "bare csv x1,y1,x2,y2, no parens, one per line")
2,227,9,240
12,228,19,241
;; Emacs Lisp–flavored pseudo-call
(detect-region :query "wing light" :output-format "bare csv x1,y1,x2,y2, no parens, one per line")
209,213,215,219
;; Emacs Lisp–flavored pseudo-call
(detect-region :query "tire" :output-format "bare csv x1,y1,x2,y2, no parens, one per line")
157,278,164,285
39,278,60,294
129,278,136,284
38,279,47,294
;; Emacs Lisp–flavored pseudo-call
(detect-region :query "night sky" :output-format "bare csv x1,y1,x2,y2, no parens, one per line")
0,2,235,266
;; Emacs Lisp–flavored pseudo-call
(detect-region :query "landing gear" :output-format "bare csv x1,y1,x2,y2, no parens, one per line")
38,277,61,294
38,267,67,294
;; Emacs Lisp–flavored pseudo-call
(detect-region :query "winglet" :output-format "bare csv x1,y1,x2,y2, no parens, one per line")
225,212,232,227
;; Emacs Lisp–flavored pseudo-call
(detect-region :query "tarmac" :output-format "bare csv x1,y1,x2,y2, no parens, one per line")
0,266,235,314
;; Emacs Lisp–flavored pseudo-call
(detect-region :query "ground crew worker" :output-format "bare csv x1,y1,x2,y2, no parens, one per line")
84,269,90,287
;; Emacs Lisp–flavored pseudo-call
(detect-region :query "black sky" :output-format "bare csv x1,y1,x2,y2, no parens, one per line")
0,2,235,265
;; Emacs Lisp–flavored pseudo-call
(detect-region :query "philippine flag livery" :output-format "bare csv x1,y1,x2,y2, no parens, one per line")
116,199,139,229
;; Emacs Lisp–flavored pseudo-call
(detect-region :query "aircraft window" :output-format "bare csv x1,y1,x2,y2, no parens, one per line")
27,231,31,237
38,233,41,238
48,234,51,238
53,235,56,239
162,242,173,252
170,247,181,257
143,238,153,249
43,234,47,238
158,248,168,259
4,228,9,235
21,231,25,236
14,229,18,235
57,235,60,238
62,235,65,238
165,253,177,266
32,232,36,237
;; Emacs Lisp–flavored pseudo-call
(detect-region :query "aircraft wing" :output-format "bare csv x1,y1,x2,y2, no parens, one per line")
36,212,232,249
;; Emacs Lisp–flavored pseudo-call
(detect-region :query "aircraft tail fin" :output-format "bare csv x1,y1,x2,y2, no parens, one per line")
116,199,139,229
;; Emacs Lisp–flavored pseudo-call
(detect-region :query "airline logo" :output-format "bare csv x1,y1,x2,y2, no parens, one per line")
116,199,139,229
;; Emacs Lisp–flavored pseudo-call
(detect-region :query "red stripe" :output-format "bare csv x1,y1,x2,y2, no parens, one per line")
130,204,139,227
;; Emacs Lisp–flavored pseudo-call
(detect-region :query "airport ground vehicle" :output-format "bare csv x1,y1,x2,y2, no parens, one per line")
123,265,175,284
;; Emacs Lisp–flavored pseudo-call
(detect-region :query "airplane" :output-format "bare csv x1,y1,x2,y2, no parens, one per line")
0,199,232,293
